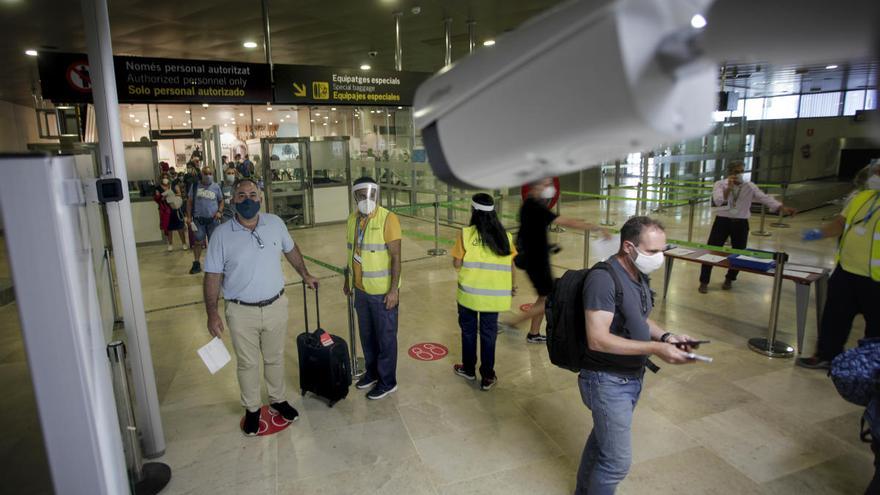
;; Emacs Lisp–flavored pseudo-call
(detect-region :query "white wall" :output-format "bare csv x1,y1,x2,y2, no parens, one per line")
0,100,55,152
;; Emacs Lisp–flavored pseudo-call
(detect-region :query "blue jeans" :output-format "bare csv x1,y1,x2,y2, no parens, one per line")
457,304,498,378
354,289,399,390
576,370,643,495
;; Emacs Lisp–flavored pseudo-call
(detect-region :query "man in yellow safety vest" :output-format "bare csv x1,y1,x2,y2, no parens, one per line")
343,177,403,399
798,159,880,369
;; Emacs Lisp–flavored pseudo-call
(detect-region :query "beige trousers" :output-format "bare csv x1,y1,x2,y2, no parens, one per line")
224,295,289,411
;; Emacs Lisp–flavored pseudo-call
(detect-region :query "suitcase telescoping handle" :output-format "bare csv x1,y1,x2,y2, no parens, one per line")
301,279,320,333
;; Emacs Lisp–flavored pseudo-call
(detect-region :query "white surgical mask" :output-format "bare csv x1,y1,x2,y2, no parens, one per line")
868,175,880,191
357,199,377,215
631,246,665,274
540,185,557,199
161,179,169,185
734,173,744,183
225,174,236,183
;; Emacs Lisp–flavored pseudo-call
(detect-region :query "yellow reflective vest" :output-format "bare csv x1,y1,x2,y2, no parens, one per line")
457,226,514,312
837,190,880,281
347,207,399,295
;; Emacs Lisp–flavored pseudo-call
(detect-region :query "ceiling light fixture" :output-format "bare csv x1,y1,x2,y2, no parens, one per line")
825,64,838,70
167,115,173,119
269,122,273,125
279,119,284,122
397,106,403,110
185,110,191,114
331,107,337,111
202,103,209,108
201,116,206,120
239,112,244,117
690,14,707,29
267,107,272,111
256,118,262,122
243,41,258,48
135,119,140,123
285,114,291,118
360,64,371,70
310,119,315,122
482,40,495,47
25,49,38,57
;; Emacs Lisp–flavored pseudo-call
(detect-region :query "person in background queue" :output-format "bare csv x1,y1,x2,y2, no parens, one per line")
797,159,880,369
154,173,187,251
503,177,609,343
577,216,697,494
698,161,796,293
221,166,238,223
204,178,319,436
451,193,517,391
343,177,402,400
186,166,224,274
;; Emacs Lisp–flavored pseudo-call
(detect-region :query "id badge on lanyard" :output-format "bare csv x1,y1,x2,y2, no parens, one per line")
353,219,366,265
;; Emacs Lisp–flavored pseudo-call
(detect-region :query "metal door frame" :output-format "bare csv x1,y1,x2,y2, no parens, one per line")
261,136,313,228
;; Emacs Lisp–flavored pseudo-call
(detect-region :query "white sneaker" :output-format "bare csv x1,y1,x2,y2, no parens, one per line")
182,244,189,251
167,245,173,252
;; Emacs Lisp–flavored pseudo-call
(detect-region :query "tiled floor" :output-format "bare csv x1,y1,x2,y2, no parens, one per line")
0,193,873,494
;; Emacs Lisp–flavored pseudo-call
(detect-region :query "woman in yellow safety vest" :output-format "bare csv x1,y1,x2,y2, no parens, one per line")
451,193,517,391
797,159,880,369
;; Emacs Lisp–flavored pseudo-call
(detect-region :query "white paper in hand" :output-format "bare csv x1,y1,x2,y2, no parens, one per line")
197,337,231,375
591,234,620,262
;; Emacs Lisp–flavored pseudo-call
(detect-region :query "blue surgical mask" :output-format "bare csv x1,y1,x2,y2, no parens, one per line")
202,175,213,185
236,198,260,219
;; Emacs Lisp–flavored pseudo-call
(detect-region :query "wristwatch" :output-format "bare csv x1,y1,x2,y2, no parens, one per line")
659,332,673,343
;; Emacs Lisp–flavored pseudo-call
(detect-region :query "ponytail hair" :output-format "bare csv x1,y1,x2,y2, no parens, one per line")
469,193,511,257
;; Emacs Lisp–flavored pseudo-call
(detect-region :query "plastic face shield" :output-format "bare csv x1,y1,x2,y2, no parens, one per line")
352,182,379,204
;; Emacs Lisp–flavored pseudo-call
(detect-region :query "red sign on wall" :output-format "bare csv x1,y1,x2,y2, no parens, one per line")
239,405,294,436
408,343,448,361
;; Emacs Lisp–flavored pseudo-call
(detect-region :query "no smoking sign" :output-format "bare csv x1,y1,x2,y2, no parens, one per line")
408,343,448,361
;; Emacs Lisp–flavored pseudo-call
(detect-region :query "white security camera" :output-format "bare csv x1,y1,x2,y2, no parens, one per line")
413,0,716,189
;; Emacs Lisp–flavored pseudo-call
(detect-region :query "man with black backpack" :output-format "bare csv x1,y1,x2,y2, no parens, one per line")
573,216,698,494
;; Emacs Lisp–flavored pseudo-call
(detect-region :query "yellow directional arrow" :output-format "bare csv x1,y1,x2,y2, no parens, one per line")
292,82,307,97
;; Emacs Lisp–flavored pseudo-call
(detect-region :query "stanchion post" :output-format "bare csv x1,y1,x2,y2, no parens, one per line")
601,184,615,226
582,228,591,268
753,204,771,237
107,341,171,494
687,198,696,242
636,182,643,216
748,252,795,358
427,201,447,256
770,183,790,228
344,268,365,378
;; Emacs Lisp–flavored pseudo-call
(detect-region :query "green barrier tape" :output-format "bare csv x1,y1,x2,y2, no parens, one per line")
302,255,346,275
665,179,783,189
561,190,690,206
402,229,456,246
617,186,712,199
640,184,713,191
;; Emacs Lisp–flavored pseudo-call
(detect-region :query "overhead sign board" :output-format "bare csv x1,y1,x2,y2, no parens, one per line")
273,64,431,106
39,52,271,104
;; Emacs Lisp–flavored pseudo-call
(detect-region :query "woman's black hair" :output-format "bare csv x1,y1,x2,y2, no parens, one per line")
469,193,511,257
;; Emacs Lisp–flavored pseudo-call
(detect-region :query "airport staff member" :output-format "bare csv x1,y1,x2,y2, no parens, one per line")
578,216,696,494
451,193,516,391
505,177,608,342
798,159,880,369
343,177,402,400
186,166,224,274
203,178,319,436
698,161,796,293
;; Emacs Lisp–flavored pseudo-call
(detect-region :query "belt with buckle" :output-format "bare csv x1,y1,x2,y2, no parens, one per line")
227,289,284,307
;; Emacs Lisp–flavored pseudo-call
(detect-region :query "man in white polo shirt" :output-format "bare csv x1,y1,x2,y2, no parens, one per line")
698,161,796,293
204,178,319,436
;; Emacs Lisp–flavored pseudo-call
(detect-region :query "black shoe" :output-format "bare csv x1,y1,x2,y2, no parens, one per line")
481,375,498,391
722,280,733,290
698,283,708,294
242,409,260,436
795,356,832,370
453,364,476,381
189,261,201,274
526,333,547,344
269,401,300,422
366,384,398,400
355,376,378,390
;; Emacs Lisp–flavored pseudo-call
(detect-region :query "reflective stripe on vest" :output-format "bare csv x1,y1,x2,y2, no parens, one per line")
346,207,400,294
837,190,880,281
457,226,514,312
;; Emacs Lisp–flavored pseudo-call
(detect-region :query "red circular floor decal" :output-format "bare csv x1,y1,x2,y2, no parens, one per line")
520,303,533,312
239,405,294,436
408,343,448,361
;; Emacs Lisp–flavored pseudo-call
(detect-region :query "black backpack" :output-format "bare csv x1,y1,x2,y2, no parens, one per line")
545,262,623,372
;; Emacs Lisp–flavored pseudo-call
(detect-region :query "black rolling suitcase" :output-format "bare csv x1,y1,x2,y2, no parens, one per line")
296,282,352,407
